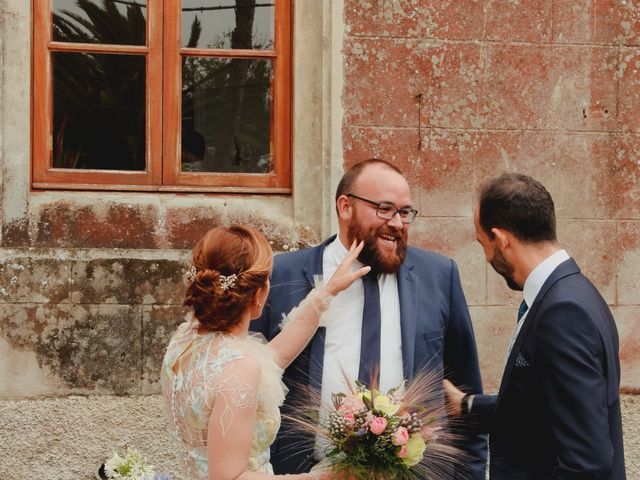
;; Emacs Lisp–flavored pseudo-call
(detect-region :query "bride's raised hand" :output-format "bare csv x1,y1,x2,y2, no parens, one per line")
325,240,371,296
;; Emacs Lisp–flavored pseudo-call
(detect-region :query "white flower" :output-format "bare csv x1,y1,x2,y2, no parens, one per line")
104,449,156,480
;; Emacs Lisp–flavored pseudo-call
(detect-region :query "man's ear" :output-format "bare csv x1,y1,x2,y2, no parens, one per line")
336,195,352,221
491,227,511,250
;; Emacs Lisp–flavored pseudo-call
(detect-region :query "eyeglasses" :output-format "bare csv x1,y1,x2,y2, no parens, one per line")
346,193,418,224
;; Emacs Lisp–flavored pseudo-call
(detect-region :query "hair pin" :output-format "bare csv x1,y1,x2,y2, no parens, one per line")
185,265,197,282
219,274,237,291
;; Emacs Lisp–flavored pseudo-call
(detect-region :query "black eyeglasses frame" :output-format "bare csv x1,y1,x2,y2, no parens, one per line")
346,193,418,224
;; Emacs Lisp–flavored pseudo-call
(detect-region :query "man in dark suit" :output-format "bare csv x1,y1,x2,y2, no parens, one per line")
252,159,487,478
445,173,625,479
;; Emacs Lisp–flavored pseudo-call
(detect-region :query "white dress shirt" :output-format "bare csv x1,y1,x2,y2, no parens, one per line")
505,249,571,360
315,237,404,455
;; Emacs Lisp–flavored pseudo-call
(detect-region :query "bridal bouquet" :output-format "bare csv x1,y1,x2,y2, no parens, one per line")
101,449,173,480
289,371,463,480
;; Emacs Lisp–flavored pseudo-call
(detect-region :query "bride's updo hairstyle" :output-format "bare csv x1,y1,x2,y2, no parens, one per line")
184,225,273,331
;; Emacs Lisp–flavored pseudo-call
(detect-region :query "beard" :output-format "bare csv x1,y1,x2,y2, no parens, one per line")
346,216,408,275
490,247,522,291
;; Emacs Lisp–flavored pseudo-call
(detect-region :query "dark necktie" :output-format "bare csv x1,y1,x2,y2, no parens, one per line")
358,271,381,386
517,299,528,322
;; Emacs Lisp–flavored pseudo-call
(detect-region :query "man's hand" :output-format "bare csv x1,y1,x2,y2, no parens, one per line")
443,379,465,417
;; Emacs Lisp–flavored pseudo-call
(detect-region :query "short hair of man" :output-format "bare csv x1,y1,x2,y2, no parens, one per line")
335,158,403,204
478,173,557,243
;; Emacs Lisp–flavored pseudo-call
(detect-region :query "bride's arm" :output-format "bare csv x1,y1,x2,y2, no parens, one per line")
207,355,321,480
269,241,370,369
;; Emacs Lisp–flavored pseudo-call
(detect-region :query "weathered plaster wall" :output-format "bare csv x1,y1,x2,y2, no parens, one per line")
341,0,640,392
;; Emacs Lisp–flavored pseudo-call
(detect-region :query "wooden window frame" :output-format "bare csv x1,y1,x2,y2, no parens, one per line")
32,0,292,193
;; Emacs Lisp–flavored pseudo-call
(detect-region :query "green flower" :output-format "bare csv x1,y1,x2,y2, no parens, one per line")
401,434,426,467
372,394,401,416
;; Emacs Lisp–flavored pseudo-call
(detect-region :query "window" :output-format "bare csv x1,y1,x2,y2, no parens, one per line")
33,0,292,192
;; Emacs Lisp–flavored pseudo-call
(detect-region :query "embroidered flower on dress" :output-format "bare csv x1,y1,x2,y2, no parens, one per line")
231,384,254,408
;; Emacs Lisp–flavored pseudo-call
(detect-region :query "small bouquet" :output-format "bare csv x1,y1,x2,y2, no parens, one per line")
290,370,463,480
100,449,173,480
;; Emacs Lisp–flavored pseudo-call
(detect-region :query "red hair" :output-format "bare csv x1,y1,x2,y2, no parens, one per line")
183,225,273,331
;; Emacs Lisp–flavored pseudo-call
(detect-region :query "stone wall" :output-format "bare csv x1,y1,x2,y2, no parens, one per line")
341,0,640,392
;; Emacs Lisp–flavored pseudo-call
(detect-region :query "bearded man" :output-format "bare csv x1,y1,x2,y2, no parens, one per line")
252,159,487,479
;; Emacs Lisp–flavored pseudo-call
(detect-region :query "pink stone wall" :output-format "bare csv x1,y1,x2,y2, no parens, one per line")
343,0,640,392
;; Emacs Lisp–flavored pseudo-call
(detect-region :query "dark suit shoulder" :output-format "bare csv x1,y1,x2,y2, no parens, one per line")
406,246,454,270
271,246,317,278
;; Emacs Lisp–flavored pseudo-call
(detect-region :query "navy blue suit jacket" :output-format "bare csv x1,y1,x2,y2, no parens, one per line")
471,259,625,479
251,236,487,478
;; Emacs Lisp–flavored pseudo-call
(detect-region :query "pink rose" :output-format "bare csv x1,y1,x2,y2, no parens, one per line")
369,416,388,435
396,445,408,458
338,395,366,414
343,413,355,427
392,426,409,446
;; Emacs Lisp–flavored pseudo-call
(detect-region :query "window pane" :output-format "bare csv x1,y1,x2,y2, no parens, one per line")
181,1,274,50
52,0,147,45
52,52,146,171
181,57,272,173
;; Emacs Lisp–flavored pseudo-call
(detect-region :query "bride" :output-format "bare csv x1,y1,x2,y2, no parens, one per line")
161,225,369,480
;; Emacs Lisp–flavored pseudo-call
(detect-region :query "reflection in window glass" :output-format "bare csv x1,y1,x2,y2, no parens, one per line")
53,52,146,171
52,0,147,45
181,57,272,173
181,0,274,49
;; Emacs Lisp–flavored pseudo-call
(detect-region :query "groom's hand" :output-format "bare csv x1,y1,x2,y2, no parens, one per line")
443,379,465,417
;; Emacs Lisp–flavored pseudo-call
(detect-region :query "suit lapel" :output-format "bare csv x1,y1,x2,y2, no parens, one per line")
397,258,418,380
304,235,336,392
497,258,580,402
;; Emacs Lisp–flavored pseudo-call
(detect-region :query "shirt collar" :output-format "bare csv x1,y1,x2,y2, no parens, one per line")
523,249,570,308
324,235,366,270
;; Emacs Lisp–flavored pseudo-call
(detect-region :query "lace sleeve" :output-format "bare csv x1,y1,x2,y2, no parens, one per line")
269,276,334,369
207,354,261,477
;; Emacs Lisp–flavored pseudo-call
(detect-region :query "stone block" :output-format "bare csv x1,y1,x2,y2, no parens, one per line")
0,257,71,304
469,305,515,392
481,45,618,131
0,303,142,395
484,0,552,42
612,306,640,390
142,305,190,393
553,0,594,44
33,201,159,249
410,218,485,306
619,48,640,133
415,129,479,217
71,258,187,305
343,37,424,127
165,206,224,249
344,0,484,40
618,221,640,306
594,0,640,46
474,131,626,220
1,219,29,247
343,126,418,170
423,42,483,129
602,134,640,219
557,219,617,304
344,38,482,129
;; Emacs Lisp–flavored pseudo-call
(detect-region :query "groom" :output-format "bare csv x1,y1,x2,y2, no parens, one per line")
252,159,487,478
